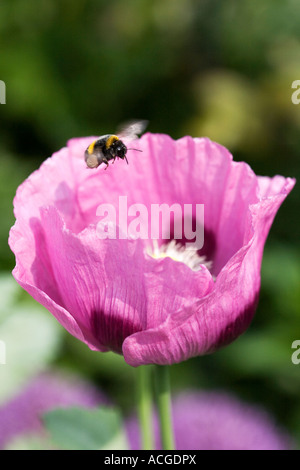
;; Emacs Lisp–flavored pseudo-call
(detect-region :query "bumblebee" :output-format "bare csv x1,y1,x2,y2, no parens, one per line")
85,120,148,170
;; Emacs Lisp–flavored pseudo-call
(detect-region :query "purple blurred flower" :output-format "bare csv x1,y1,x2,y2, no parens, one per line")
0,372,106,449
9,133,295,366
126,391,292,450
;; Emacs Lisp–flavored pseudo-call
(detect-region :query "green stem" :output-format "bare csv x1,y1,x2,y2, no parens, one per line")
154,365,175,450
137,365,154,450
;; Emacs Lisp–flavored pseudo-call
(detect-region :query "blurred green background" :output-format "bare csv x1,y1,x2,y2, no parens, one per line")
0,0,300,448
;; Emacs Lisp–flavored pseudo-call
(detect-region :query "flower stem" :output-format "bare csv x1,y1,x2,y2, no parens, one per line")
137,365,154,450
154,365,175,450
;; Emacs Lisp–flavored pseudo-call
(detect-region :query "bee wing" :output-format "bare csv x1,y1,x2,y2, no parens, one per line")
117,120,148,140
85,152,100,168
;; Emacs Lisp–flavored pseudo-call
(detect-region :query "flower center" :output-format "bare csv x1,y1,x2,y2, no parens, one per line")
147,239,213,272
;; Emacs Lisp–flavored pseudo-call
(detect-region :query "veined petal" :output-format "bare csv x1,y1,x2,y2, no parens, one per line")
122,176,295,366
9,132,295,365
23,206,213,354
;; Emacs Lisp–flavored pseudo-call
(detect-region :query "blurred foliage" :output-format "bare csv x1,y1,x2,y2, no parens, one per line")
0,274,63,404
43,406,128,450
0,0,300,449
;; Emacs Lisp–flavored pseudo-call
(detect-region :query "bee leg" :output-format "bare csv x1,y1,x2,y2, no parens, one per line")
103,158,109,170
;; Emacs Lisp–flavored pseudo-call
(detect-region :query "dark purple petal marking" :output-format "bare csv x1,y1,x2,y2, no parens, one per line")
90,309,143,354
210,291,260,352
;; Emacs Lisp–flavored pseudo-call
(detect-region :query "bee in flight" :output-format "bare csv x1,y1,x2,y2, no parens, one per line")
85,120,148,170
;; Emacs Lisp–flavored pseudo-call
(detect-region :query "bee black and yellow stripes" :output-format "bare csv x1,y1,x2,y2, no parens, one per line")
105,135,119,149
84,120,148,170
86,140,97,155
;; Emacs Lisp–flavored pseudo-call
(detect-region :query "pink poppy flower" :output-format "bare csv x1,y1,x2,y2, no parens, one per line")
9,133,295,366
